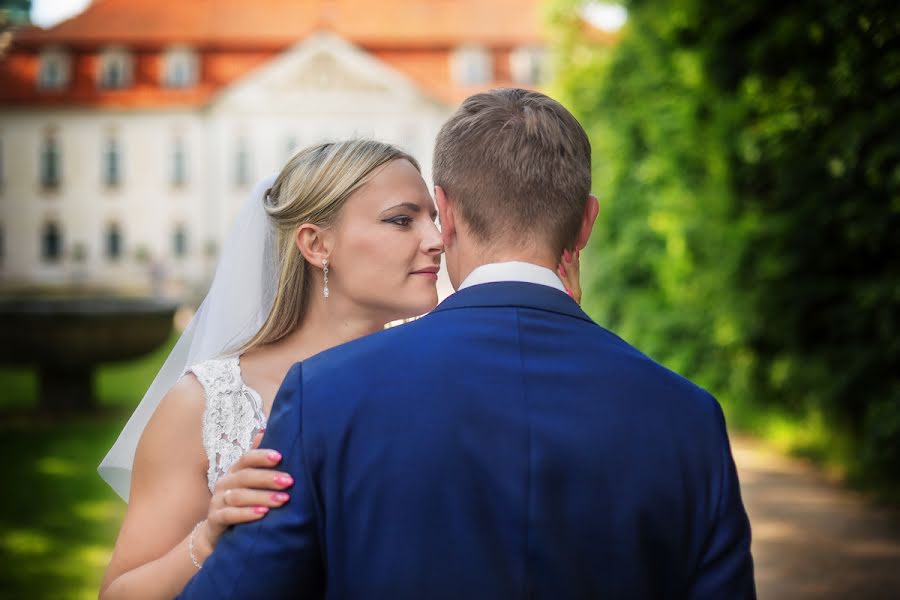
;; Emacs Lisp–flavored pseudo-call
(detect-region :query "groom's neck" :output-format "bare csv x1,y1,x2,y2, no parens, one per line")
451,241,559,288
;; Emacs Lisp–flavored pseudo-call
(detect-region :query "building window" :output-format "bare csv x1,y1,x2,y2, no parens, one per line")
41,222,62,262
105,223,122,260
173,224,188,258
98,48,133,89
510,46,546,85
37,48,71,90
104,137,122,187
163,47,198,88
171,137,187,187
40,134,61,190
235,138,251,187
452,46,492,85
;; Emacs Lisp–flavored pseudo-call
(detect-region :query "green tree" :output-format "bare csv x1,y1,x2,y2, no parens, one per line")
550,0,900,494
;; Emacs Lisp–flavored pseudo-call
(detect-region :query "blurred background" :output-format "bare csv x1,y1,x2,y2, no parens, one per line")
0,0,897,598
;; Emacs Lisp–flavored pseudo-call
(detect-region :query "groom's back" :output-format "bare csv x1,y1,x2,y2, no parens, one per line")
298,283,753,599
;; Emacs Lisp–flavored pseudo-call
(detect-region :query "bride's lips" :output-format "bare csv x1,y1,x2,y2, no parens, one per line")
410,266,440,281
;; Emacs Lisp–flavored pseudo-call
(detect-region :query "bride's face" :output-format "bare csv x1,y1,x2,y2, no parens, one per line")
328,159,443,321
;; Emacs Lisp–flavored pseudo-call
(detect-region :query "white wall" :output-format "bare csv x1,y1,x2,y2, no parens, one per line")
0,35,455,299
0,108,207,289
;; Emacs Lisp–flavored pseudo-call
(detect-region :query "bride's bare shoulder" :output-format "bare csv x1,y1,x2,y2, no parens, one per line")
158,372,205,418
134,373,206,464
168,371,206,402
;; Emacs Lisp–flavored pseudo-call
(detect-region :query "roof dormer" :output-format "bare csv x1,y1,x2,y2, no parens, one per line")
510,46,547,86
98,46,133,90
37,47,71,90
451,45,493,86
162,46,199,89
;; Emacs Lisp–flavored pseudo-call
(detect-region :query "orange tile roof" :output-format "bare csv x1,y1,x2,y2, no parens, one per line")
14,0,547,47
0,0,603,109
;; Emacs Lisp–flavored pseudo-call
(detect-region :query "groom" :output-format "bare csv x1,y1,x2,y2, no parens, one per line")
177,89,755,599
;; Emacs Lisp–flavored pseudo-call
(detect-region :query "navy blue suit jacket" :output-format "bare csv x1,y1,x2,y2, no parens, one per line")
177,282,755,599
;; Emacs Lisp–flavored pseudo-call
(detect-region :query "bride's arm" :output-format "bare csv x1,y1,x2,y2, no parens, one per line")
98,376,292,600
98,376,210,599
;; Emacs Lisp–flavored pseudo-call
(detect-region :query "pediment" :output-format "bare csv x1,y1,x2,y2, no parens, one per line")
266,50,392,94
214,32,432,109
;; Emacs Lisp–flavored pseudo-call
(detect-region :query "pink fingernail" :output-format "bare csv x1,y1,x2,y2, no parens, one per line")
563,249,570,261
275,475,293,486
271,492,289,502
267,451,282,462
254,506,269,515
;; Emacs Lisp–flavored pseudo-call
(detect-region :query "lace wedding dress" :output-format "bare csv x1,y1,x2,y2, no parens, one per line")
186,355,268,492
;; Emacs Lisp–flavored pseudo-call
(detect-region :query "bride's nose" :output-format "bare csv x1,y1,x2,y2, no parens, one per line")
421,222,444,255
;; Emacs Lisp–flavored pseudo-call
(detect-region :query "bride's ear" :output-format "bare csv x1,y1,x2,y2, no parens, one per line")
295,224,331,268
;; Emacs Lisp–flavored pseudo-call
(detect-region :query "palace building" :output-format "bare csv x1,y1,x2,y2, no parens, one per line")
0,0,553,295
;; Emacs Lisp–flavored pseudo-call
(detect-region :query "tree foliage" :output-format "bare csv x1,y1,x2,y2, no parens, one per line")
550,0,900,489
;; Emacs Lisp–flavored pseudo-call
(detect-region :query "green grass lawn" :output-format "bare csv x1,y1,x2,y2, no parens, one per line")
0,336,176,599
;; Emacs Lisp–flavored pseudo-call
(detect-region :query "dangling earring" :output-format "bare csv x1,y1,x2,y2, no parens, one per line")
322,259,330,298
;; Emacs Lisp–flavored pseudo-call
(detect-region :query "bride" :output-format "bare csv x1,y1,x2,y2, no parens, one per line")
97,139,581,599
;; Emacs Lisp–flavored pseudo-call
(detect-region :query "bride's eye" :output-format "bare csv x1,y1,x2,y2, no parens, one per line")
384,216,412,227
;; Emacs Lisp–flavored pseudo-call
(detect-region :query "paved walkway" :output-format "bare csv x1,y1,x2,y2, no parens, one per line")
732,437,900,599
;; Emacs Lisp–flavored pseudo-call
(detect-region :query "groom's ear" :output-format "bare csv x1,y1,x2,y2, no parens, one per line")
434,185,455,246
575,194,600,251
295,224,331,267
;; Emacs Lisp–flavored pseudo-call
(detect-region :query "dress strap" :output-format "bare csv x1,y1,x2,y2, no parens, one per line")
186,356,265,492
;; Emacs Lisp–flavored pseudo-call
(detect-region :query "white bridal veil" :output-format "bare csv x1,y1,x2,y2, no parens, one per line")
98,174,278,501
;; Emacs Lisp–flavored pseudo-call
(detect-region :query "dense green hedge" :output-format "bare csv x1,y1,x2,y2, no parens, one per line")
550,0,899,495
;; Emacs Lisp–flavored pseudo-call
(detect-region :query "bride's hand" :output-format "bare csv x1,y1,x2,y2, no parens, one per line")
557,248,582,305
199,431,294,553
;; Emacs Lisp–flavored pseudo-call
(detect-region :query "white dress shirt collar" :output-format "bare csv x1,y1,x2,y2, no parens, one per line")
457,261,567,293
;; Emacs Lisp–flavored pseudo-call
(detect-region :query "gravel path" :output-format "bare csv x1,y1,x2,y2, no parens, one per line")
732,436,900,599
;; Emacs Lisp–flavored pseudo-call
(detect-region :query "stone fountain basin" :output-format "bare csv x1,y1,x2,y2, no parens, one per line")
0,296,179,411
0,297,178,367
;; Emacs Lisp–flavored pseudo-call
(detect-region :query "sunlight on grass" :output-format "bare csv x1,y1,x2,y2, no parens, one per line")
35,456,81,477
72,500,121,523
73,585,106,600
0,333,172,596
2,529,51,556
0,417,134,595
77,544,114,569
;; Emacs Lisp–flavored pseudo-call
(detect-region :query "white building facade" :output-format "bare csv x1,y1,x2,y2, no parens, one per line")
0,1,549,299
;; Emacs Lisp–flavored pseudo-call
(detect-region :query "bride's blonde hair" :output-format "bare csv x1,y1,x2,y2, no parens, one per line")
239,139,419,353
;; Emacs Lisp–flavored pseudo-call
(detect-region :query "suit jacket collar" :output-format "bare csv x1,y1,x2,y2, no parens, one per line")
431,281,595,324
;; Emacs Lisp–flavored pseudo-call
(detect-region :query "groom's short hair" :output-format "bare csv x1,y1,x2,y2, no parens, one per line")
433,88,591,253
